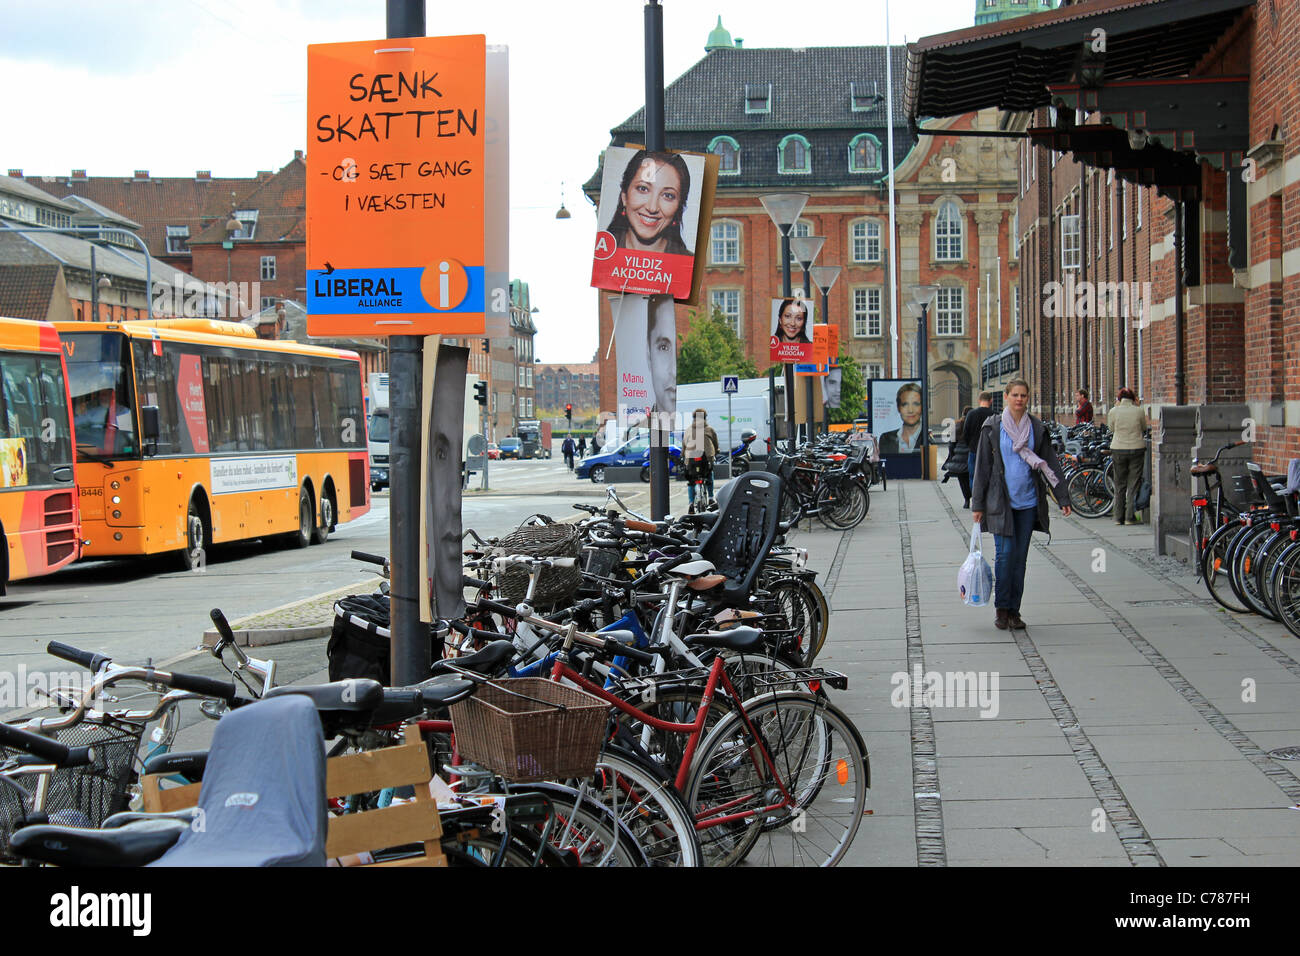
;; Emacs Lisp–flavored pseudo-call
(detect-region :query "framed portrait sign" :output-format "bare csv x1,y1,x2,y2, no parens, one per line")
769,297,816,364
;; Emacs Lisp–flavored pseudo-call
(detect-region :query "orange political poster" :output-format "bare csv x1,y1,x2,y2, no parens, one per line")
306,35,486,337
827,324,840,367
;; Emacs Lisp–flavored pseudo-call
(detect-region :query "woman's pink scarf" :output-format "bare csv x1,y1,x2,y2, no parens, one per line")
1001,408,1059,487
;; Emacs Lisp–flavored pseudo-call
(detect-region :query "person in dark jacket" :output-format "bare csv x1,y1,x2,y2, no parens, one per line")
971,379,1072,631
941,406,973,508
962,392,995,479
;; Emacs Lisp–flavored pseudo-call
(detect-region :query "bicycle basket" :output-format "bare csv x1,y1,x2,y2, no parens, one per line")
491,520,582,606
448,678,608,782
0,715,144,863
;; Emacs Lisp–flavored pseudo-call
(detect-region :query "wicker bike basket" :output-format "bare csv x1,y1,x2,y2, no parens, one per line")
0,715,144,863
448,678,609,783
490,519,583,606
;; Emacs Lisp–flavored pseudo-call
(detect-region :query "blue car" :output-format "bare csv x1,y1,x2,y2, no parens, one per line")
576,437,682,483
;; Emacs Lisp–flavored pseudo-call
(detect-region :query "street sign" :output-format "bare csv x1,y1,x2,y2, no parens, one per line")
721,374,739,394
306,35,486,337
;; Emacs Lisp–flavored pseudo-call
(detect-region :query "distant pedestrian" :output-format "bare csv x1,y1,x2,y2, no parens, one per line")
577,436,587,458
562,436,576,471
592,431,604,455
1108,387,1147,525
962,392,995,483
1075,389,1094,425
971,379,1072,631
942,405,973,508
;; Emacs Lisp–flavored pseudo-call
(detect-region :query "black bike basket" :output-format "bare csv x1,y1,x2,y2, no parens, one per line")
328,593,393,685
490,519,583,606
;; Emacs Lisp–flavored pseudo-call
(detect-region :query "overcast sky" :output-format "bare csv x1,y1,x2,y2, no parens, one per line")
1,0,982,363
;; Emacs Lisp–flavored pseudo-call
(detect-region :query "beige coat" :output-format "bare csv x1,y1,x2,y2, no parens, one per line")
1108,399,1147,450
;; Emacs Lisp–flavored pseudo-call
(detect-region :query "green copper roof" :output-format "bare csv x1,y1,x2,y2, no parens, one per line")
705,16,733,52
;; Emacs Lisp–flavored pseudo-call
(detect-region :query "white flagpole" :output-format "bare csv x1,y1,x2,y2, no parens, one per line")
885,0,900,378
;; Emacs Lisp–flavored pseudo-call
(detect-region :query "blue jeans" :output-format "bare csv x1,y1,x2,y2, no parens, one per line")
967,451,977,476
993,506,1037,613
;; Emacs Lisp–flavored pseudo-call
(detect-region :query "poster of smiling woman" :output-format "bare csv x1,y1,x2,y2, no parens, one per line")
592,146,706,300
870,379,926,456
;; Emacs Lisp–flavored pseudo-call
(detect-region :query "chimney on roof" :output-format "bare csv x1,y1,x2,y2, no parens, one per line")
71,169,87,180
134,170,149,180
257,170,272,180
735,38,743,48
293,150,304,161
196,170,211,179
6,169,21,178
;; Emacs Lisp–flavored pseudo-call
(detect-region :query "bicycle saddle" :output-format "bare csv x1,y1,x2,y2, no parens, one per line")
141,749,207,781
264,678,384,712
1189,462,1217,475
663,559,716,578
408,675,477,708
430,640,515,678
684,625,766,652
9,817,189,868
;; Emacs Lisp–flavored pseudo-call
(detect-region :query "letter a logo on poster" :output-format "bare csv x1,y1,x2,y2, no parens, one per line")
306,35,487,337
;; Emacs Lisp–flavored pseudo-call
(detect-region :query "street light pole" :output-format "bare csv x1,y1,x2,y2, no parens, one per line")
909,284,938,481
761,193,810,453
791,235,826,442
811,265,841,435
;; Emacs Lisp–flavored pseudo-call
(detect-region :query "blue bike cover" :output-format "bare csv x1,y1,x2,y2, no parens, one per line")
151,695,326,867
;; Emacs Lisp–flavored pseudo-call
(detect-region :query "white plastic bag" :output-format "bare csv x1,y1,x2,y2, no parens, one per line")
958,522,994,607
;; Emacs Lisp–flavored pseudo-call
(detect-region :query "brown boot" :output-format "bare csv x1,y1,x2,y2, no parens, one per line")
994,608,1009,630
1008,611,1026,630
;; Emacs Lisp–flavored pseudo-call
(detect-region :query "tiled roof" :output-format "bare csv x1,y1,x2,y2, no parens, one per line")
0,222,203,290
612,46,909,134
0,264,61,320
0,176,78,212
540,362,599,376
191,156,306,245
62,194,141,229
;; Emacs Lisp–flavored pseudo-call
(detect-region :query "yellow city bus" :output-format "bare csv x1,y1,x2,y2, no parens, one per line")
0,316,79,592
54,319,370,568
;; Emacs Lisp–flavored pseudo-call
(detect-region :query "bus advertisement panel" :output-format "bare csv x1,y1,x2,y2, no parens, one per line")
55,320,370,568
0,316,79,591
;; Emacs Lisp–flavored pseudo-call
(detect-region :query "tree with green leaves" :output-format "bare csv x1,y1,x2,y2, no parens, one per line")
676,307,758,384
829,353,867,424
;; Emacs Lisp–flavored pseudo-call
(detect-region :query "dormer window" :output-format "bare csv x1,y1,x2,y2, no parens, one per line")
166,225,190,254
778,134,812,175
849,134,882,174
709,135,741,175
850,81,883,112
232,209,258,239
744,83,771,114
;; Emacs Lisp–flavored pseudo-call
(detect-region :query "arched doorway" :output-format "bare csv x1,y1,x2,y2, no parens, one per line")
929,361,972,438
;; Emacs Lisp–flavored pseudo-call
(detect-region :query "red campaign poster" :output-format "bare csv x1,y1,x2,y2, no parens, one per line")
769,297,816,364
176,353,209,453
591,146,706,300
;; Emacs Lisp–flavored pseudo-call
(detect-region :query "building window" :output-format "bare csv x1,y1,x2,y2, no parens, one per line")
710,289,742,337
866,363,884,380
1097,176,1105,258
848,134,882,174
709,135,740,175
1136,185,1143,231
850,81,883,112
745,83,772,114
935,286,965,336
778,134,812,175
1121,179,1129,239
1061,214,1081,270
852,287,882,337
1108,172,1116,249
934,201,963,261
166,225,190,254
232,210,258,239
783,219,814,269
1011,210,1020,260
710,220,740,264
260,296,276,311
850,220,881,263
260,256,276,281
1012,285,1020,334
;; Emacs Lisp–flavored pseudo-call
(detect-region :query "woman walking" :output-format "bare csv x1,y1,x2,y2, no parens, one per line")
1108,387,1147,525
971,379,1072,630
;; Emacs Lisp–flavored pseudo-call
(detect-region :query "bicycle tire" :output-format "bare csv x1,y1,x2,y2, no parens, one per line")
1268,540,1300,639
519,780,649,867
438,825,578,867
580,748,702,867
1221,523,1259,611
763,577,824,666
684,692,868,868
1201,522,1251,614
1233,523,1281,620
1067,468,1110,519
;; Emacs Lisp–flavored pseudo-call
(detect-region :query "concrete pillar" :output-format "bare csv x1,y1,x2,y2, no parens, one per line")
1153,405,1196,559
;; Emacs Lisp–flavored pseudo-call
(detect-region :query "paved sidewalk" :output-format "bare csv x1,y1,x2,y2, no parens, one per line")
796,479,1300,866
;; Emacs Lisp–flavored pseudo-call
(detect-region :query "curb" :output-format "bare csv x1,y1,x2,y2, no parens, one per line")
199,578,383,648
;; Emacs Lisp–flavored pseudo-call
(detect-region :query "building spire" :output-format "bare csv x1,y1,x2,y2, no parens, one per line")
705,16,733,52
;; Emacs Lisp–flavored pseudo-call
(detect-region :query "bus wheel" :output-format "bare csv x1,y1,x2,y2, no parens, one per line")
312,494,334,545
286,488,312,549
181,499,209,571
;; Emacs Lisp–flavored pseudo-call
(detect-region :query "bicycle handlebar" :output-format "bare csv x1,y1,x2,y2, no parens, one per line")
45,641,112,675
0,722,94,767
351,550,388,568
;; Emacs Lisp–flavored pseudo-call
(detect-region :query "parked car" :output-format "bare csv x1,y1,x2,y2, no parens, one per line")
498,437,523,459
575,437,682,483
486,443,501,460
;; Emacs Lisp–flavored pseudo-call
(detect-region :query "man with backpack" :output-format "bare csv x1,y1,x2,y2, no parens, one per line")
562,435,576,471
684,408,719,512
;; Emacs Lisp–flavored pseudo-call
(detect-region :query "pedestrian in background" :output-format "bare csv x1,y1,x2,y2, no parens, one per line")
562,435,576,471
1075,389,1094,425
577,436,587,458
971,379,1072,631
942,406,973,508
1108,387,1147,525
962,392,995,482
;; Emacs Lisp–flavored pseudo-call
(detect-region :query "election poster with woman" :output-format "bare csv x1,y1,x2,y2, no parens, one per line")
591,147,707,299
769,298,816,364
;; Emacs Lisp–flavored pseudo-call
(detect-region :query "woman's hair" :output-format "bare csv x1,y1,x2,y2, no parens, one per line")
1077,388,1089,400
605,150,692,251
896,382,923,409
1117,387,1137,401
960,405,973,420
776,298,811,342
1004,378,1030,395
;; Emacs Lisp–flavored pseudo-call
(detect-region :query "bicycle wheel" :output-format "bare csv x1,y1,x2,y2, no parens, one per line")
1067,468,1110,518
779,489,803,525
685,693,868,867
1268,541,1300,638
511,781,648,867
614,684,735,782
763,577,823,666
1233,524,1281,620
816,481,866,530
581,748,702,867
1256,529,1294,618
1221,523,1259,611
1201,522,1251,614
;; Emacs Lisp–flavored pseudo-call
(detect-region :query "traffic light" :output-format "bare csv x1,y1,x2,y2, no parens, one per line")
474,381,488,406
565,403,573,423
